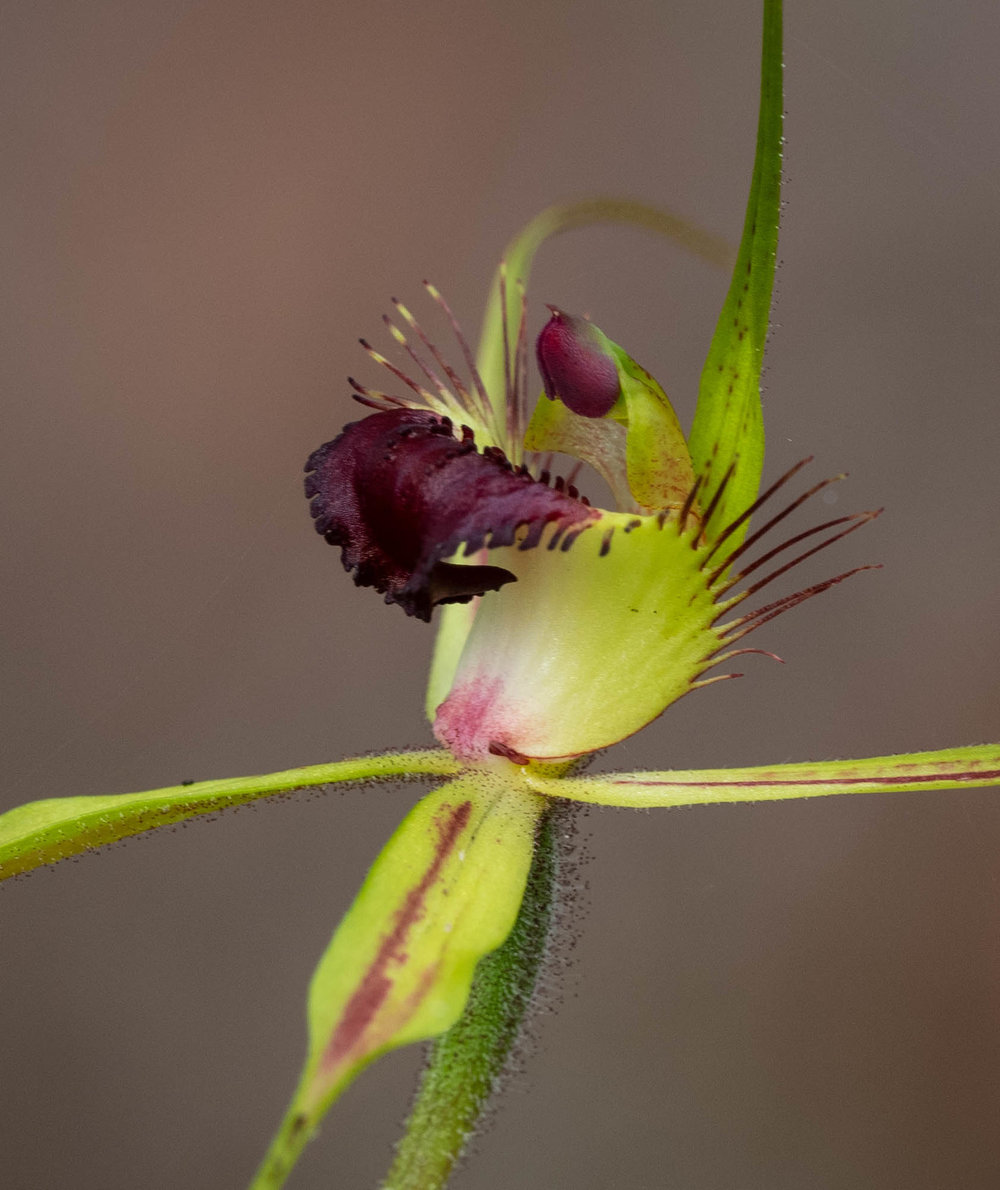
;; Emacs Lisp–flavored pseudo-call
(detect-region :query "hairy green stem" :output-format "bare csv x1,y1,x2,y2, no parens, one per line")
380,805,561,1190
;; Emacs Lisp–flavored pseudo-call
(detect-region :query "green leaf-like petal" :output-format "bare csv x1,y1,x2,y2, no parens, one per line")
250,774,544,1190
523,744,1000,807
382,804,561,1190
0,750,460,882
688,0,782,543
524,325,695,514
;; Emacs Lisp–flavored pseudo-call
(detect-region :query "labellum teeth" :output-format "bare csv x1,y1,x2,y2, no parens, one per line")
535,307,621,419
305,408,597,621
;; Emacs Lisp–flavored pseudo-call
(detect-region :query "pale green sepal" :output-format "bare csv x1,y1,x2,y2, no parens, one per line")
687,0,782,545
250,774,545,1190
0,750,459,883
382,805,560,1190
523,743,1000,807
433,513,726,760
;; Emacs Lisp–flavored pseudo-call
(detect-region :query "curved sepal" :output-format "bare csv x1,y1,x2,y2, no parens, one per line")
687,0,782,544
0,750,459,883
250,775,545,1189
522,744,1000,807
381,805,561,1190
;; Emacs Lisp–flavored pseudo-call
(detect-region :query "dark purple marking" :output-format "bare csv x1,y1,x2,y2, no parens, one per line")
717,565,880,642
696,461,736,541
535,308,621,419
305,409,596,620
488,740,530,765
319,799,473,1077
614,770,1000,789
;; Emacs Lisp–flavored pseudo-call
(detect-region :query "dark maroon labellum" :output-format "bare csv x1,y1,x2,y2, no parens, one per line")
305,409,597,621
535,308,621,419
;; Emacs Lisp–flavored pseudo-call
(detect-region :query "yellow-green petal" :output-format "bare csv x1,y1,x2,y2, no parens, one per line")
688,0,782,544
250,773,545,1190
523,744,1000,807
0,750,460,883
382,803,561,1190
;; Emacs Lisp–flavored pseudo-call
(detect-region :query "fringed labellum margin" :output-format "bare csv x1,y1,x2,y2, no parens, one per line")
305,409,596,622
305,308,878,763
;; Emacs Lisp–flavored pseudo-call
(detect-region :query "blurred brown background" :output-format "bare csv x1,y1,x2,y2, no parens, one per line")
3,1,1000,1187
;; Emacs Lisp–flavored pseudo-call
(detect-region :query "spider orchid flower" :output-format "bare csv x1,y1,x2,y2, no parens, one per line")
306,292,876,765
2,6,999,1190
